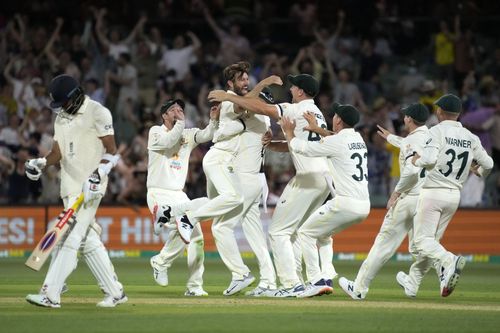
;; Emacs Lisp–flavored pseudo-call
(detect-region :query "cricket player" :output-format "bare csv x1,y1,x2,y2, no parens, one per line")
208,74,331,297
148,99,219,296
25,74,126,308
409,94,493,297
280,104,371,298
338,103,431,300
212,85,278,297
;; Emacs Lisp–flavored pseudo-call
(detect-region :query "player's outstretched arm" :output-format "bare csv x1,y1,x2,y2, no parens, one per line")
208,90,280,120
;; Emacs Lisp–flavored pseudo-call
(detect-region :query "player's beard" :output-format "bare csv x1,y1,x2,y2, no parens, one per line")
233,85,248,96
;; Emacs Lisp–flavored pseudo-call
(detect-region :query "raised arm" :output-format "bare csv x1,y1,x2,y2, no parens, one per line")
186,31,201,51
122,15,147,45
201,3,225,40
95,8,111,50
208,90,281,120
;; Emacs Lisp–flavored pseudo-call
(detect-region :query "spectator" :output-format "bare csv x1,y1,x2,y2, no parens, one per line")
158,32,201,82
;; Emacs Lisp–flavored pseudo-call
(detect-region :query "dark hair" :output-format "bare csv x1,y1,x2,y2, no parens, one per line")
223,61,250,85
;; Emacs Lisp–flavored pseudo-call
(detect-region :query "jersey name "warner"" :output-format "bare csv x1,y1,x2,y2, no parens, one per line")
348,142,367,150
445,137,471,148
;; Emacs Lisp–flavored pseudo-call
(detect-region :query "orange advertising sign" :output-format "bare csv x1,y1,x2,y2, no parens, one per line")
1,207,499,256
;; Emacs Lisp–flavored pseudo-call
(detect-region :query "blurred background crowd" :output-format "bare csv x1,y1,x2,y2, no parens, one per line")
1,0,500,207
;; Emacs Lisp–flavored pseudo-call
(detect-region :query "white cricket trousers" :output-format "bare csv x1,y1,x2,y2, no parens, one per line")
43,195,124,304
147,188,208,289
269,172,330,288
186,148,244,224
413,188,461,271
353,193,433,297
211,172,277,288
298,195,370,283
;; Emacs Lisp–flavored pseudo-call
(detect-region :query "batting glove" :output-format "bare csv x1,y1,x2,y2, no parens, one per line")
25,157,47,181
82,168,105,204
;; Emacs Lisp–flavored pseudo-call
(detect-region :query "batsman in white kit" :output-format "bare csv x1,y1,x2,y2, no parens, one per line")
281,104,371,298
338,103,431,300
25,74,126,308
408,94,493,297
148,99,219,296
209,74,333,297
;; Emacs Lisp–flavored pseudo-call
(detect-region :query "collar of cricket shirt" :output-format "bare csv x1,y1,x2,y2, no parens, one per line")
440,120,463,127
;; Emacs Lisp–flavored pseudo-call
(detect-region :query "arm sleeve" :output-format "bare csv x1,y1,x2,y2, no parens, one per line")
289,136,334,157
394,158,421,193
193,120,218,144
214,119,245,142
94,106,115,137
472,136,494,177
147,121,185,150
414,129,440,168
387,134,403,148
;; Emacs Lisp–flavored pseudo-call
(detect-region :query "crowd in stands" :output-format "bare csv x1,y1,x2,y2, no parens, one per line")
1,0,499,207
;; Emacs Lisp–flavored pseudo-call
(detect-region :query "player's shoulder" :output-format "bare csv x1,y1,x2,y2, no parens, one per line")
149,125,163,134
86,97,111,115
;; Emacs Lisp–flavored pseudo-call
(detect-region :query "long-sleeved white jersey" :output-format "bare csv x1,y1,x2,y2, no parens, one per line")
387,126,429,195
234,112,270,174
289,128,369,200
276,99,329,174
212,90,244,152
147,120,216,191
415,120,494,190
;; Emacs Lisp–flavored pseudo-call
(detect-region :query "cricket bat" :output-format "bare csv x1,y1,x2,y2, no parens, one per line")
25,193,84,271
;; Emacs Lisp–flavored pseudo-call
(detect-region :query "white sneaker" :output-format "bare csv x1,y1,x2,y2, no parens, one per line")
223,273,256,296
96,293,128,307
245,286,277,297
152,204,173,235
176,215,194,244
184,288,208,296
396,272,417,298
150,256,168,287
26,294,61,308
338,277,364,300
272,283,305,298
441,255,466,297
297,279,333,298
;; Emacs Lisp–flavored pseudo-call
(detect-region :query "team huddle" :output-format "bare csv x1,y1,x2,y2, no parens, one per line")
23,61,494,308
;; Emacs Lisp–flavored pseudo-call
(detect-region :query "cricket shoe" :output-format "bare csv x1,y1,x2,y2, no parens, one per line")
97,293,128,307
26,294,61,308
185,288,208,296
152,204,173,235
176,214,194,244
297,279,333,298
440,255,466,297
61,284,69,294
396,272,417,298
338,277,364,300
223,273,256,296
245,286,277,297
272,283,305,298
150,256,168,287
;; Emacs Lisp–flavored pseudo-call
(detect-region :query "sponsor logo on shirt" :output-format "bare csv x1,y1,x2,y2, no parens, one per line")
104,124,113,130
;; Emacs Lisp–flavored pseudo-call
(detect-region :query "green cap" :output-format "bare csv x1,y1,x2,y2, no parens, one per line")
160,99,185,114
402,103,429,123
328,103,360,127
287,74,319,97
259,86,275,104
434,94,462,113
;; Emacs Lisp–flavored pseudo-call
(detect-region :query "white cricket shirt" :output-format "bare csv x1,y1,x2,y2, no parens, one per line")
54,96,114,198
212,91,243,153
234,112,270,174
147,121,215,191
416,120,494,190
388,126,429,195
289,128,369,200
276,99,329,174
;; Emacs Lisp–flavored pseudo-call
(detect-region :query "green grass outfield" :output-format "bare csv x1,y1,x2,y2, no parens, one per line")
1,258,499,333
